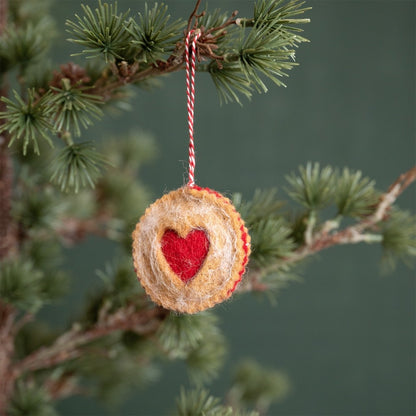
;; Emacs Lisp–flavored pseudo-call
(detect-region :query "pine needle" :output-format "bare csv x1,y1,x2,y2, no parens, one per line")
127,2,185,64
50,142,109,193
66,0,131,61
286,162,335,210
0,89,54,155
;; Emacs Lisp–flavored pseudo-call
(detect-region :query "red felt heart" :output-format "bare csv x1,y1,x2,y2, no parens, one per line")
161,229,210,282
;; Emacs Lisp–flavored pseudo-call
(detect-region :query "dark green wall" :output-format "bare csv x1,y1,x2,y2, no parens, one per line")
44,1,415,414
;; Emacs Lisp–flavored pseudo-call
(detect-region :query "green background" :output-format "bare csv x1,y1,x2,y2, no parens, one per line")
42,0,415,414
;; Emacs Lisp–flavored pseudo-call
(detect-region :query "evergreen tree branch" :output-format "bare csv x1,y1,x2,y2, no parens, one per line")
55,215,112,244
63,0,307,104
5,167,411,407
14,304,168,376
7,380,58,416
296,166,416,252
63,0,235,101
42,372,82,401
240,166,416,292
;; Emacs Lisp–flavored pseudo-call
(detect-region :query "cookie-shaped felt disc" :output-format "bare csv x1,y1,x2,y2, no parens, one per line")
132,186,250,313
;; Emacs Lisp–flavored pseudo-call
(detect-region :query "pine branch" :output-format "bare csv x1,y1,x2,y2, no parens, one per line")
335,168,378,218
66,0,131,62
49,142,109,193
7,381,58,416
42,372,81,401
240,166,416,292
176,388,244,416
61,0,309,104
14,304,168,376
0,89,54,155
176,387,261,416
48,80,103,137
0,18,54,74
54,215,111,244
226,360,290,413
286,163,335,210
381,209,416,270
0,261,46,312
127,3,185,65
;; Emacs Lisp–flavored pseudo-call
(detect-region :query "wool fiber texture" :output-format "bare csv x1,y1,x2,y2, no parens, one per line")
132,186,251,313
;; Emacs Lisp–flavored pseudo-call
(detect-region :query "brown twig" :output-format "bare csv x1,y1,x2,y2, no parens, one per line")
239,166,416,292
205,9,239,37
14,305,169,376
186,0,203,34
43,372,83,401
290,166,416,261
55,215,112,245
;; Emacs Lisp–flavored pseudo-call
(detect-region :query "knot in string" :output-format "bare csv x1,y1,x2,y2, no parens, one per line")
185,29,201,187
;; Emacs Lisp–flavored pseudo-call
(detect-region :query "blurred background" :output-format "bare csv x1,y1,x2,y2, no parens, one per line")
40,0,415,414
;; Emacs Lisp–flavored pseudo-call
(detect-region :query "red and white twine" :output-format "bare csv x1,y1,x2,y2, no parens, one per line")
185,30,201,187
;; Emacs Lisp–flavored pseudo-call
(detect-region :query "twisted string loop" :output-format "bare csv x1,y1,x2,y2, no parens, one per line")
185,30,201,187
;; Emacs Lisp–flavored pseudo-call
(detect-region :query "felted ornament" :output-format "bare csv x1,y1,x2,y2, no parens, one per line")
132,31,251,314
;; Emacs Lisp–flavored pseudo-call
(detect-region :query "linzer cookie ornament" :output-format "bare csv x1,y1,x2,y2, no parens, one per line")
132,31,251,314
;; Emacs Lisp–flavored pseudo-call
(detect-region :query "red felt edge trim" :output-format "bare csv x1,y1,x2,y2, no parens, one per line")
192,186,250,295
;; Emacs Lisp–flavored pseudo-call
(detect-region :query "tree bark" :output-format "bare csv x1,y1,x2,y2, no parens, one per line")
0,2,18,415
0,302,16,416
0,0,16,260
0,125,16,259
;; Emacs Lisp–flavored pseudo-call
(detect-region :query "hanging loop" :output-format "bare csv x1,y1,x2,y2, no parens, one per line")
185,29,201,187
